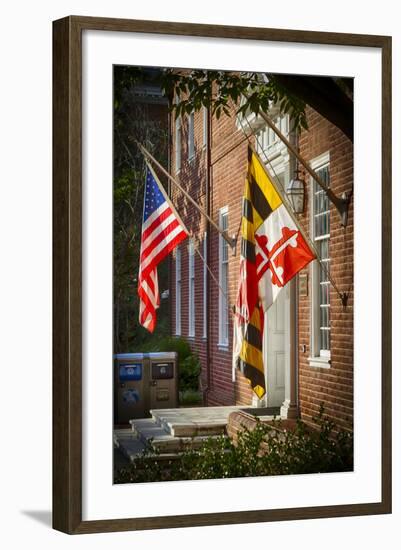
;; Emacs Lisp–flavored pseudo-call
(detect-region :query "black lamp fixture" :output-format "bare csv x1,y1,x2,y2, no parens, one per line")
287,166,305,214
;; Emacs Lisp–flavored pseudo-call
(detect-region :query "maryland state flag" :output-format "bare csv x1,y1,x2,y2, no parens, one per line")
233,147,315,398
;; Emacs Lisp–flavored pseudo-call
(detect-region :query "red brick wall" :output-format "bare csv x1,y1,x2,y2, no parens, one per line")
170,107,208,395
297,107,354,431
209,107,253,405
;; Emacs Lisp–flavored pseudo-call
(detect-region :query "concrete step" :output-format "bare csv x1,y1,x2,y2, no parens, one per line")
161,419,227,437
113,429,146,463
130,417,224,453
148,434,219,453
150,406,249,437
130,417,166,437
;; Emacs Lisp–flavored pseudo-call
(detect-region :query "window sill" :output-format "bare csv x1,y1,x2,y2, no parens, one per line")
217,343,229,352
307,356,331,369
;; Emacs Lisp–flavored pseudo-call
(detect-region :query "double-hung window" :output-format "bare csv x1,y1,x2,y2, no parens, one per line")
175,116,181,172
202,106,207,147
202,233,207,338
218,208,229,348
188,240,195,337
175,247,181,336
188,111,195,160
310,154,331,366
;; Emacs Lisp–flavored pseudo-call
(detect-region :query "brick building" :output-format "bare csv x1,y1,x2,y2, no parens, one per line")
169,100,353,431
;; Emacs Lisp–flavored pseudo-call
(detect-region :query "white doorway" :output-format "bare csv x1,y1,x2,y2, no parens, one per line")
263,288,288,408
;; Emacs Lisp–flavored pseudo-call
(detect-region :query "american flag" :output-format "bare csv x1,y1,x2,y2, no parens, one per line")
138,163,188,332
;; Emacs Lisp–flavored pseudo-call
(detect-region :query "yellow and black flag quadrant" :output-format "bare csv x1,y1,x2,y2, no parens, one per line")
234,147,281,399
233,146,315,399
237,305,266,399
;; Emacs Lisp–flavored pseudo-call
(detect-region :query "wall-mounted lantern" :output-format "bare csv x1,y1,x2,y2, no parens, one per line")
287,169,305,214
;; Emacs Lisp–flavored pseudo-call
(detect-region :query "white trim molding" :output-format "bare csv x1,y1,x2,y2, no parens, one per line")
188,111,195,161
202,232,207,339
188,239,195,338
175,246,182,336
308,151,331,368
218,206,229,348
175,115,181,173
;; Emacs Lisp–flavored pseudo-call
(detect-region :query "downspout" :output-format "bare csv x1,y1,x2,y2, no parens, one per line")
203,105,212,405
287,126,300,419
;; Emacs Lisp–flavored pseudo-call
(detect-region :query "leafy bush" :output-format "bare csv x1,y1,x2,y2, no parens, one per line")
141,335,191,362
141,336,201,392
179,389,203,406
179,353,201,392
115,405,353,484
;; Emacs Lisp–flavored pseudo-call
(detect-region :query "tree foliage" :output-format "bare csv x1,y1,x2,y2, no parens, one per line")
161,69,308,130
113,66,170,352
160,69,353,141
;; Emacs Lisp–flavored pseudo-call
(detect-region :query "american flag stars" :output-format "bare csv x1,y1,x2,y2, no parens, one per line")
138,163,188,332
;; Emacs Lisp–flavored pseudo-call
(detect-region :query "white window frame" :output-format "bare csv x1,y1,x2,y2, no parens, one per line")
202,232,207,339
218,207,229,349
255,119,290,183
188,111,195,161
175,247,181,336
308,152,331,368
202,106,207,147
188,239,195,338
175,116,181,173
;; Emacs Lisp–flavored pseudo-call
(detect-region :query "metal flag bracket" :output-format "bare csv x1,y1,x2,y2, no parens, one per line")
331,190,353,228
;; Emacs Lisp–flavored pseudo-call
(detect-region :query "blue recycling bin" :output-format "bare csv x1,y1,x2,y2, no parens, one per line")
114,353,147,424
114,352,178,424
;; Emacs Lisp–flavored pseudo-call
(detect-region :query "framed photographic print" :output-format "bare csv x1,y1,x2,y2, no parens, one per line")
53,16,391,534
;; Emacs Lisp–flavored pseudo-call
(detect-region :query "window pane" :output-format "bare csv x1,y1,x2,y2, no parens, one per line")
188,112,194,159
175,248,181,335
320,329,327,351
313,164,331,354
320,239,328,260
320,282,329,305
219,210,229,344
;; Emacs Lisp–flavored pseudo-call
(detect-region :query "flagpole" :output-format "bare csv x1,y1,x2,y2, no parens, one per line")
134,140,237,251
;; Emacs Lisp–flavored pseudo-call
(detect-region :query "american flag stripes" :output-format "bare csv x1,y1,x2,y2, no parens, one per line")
138,163,188,332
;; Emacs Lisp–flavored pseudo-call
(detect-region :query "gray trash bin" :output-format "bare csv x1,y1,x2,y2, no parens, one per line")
148,352,178,411
114,352,178,424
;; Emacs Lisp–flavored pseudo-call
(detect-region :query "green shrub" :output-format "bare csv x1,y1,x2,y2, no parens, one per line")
140,336,200,392
141,336,191,363
179,389,203,406
115,405,353,484
179,353,201,392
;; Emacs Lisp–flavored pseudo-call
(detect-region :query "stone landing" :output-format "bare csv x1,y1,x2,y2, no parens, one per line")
114,405,280,463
